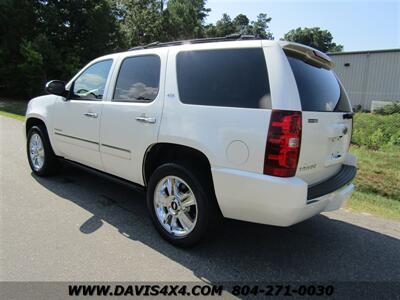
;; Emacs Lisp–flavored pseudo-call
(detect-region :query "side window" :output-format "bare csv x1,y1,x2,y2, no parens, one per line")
72,60,113,100
113,55,161,102
176,48,271,109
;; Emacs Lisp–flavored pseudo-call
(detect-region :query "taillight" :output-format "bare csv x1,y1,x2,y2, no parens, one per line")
264,110,302,177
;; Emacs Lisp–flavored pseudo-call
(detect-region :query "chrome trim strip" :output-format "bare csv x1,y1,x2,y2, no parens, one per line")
54,132,98,145
101,143,131,153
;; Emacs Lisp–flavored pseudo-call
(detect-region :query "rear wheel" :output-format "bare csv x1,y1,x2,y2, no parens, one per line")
147,163,218,247
27,125,60,176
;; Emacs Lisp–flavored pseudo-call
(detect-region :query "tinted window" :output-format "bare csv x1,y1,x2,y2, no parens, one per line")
72,60,112,100
176,48,270,109
286,53,350,112
113,55,161,102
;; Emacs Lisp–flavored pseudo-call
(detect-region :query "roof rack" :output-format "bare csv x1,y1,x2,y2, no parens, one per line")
128,34,259,51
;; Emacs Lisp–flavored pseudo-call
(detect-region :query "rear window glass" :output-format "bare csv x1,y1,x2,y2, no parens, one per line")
176,48,270,109
286,52,350,112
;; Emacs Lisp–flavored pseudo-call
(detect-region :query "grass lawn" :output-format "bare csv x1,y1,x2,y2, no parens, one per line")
347,145,400,220
0,100,27,121
1,101,399,220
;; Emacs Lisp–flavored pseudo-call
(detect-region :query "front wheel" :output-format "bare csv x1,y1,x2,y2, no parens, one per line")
147,163,218,247
27,125,59,176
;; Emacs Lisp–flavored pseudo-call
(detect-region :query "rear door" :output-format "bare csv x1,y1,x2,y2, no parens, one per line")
284,50,353,185
99,51,166,185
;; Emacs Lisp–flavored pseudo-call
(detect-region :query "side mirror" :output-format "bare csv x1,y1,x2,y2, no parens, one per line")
45,80,67,97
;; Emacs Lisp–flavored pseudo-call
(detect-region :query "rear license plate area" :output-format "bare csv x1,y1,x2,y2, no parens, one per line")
325,136,346,166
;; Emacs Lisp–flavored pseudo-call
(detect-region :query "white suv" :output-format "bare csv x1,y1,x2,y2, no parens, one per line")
25,37,357,246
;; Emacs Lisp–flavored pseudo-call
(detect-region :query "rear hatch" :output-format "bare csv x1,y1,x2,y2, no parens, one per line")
283,44,353,185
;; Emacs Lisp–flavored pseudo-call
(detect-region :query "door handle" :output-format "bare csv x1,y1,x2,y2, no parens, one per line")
84,112,98,118
135,115,156,124
343,113,354,119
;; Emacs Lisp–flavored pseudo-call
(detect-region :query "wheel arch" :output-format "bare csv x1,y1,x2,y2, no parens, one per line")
25,116,47,136
143,142,222,233
25,116,59,157
142,143,214,187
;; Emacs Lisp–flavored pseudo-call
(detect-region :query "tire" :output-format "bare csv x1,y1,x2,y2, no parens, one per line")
27,125,60,176
146,162,218,247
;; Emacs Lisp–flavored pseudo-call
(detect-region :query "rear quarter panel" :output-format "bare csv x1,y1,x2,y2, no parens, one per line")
159,42,274,173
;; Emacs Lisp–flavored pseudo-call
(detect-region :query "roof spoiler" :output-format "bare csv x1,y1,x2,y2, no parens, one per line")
280,41,335,69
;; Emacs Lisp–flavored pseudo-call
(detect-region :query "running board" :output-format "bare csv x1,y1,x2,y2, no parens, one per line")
62,159,146,192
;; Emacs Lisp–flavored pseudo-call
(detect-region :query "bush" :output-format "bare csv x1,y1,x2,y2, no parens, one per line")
374,102,400,115
389,130,400,146
352,113,400,149
353,104,369,113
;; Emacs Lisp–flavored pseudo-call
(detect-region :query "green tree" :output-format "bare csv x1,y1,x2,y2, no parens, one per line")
251,13,273,39
283,27,343,52
37,0,124,64
203,23,218,37
205,13,272,39
164,0,210,40
120,0,165,46
0,0,276,98
0,0,124,97
120,0,210,43
0,0,40,96
209,13,235,37
233,14,250,34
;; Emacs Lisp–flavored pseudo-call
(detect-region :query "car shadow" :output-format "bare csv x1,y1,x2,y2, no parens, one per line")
31,164,400,283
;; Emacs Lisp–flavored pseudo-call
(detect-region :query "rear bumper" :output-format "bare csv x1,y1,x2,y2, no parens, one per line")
307,165,356,200
211,156,357,226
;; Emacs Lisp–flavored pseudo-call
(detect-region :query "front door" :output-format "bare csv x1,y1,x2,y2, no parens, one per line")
100,52,166,184
52,59,114,170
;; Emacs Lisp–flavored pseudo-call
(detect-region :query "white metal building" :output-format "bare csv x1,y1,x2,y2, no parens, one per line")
329,49,400,109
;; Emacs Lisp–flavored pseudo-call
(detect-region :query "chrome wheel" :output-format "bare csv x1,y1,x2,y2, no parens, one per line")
154,176,198,237
29,133,45,171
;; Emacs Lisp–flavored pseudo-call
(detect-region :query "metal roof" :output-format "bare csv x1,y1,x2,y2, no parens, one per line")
329,48,400,55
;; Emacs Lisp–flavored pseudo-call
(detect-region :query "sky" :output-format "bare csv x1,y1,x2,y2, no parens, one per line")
205,0,400,51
